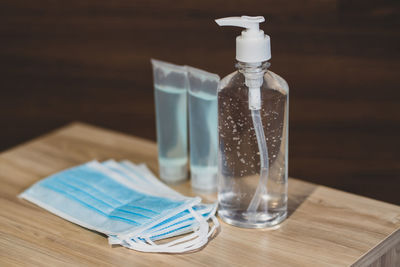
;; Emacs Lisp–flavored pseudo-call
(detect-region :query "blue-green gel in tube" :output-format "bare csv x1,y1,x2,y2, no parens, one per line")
151,59,188,183
187,66,219,192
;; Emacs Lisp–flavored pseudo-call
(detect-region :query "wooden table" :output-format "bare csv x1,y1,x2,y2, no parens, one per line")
1,123,399,266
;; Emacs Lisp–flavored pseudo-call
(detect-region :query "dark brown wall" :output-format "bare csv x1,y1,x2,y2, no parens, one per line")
1,1,399,203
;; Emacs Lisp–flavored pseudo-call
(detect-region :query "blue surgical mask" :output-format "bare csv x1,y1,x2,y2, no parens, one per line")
102,160,217,244
19,160,218,253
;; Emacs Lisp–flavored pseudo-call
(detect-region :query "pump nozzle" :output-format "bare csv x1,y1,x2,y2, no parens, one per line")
215,16,270,63
215,16,264,32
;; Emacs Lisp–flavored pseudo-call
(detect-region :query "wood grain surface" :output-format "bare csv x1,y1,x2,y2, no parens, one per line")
0,0,399,205
0,122,399,266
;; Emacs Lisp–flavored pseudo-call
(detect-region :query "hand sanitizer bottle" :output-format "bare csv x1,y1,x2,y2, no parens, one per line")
215,16,289,228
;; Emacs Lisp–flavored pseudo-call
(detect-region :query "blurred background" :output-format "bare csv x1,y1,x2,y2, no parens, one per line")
1,0,399,204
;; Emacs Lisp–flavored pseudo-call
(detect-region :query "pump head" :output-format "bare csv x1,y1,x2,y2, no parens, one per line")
215,16,271,63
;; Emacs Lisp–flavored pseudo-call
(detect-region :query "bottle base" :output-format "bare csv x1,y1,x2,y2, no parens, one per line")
190,166,217,192
218,209,287,228
159,159,187,183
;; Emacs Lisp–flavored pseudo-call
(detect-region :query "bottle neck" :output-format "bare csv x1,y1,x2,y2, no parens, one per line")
236,61,269,110
236,61,270,74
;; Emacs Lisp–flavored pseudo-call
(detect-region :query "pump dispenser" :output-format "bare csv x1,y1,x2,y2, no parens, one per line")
215,16,270,64
215,16,289,228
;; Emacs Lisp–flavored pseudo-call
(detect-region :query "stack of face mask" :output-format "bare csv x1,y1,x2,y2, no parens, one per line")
19,160,219,253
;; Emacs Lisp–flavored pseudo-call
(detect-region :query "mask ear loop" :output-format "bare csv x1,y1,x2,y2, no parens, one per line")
140,211,219,253
124,207,206,252
142,205,209,237
146,219,199,241
146,202,217,241
117,197,201,241
110,216,219,248
207,215,220,238
143,207,211,240
121,217,219,253
109,203,219,248
123,207,213,253
126,222,202,249
154,210,220,252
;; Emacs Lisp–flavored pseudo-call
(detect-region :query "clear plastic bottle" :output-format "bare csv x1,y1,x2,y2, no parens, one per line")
218,62,288,228
215,16,289,228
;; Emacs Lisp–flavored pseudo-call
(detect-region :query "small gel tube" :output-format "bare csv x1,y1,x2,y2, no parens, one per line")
151,59,188,183
187,66,219,192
